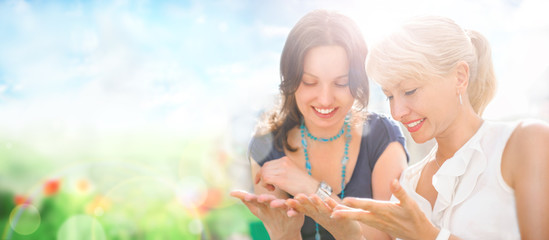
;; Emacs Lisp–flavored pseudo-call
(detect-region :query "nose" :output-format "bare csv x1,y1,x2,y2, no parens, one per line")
317,84,335,106
390,97,410,122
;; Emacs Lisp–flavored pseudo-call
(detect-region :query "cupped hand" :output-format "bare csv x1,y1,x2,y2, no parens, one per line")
286,193,364,240
230,190,304,239
331,179,439,240
255,156,317,196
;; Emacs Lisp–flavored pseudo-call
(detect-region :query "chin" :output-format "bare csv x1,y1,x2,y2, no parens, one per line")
410,134,430,144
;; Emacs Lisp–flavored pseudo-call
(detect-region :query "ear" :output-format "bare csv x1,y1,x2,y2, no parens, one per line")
455,61,469,92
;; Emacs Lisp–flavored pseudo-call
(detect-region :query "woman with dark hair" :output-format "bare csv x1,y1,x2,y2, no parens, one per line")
232,9,408,239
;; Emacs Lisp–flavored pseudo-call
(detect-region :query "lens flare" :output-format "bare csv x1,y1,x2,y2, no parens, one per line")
176,176,208,211
57,215,106,240
9,204,41,235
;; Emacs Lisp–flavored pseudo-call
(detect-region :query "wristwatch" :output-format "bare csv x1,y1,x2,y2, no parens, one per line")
315,181,332,201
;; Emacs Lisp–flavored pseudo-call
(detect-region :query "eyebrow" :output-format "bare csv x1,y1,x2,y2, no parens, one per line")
381,82,402,92
303,72,349,79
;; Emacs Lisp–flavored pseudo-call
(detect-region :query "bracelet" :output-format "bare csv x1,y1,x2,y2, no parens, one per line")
435,228,450,240
315,181,332,201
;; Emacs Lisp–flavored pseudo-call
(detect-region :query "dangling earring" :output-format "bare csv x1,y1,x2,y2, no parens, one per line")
459,92,463,105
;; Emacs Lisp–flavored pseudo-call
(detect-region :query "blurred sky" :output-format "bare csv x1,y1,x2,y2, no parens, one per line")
0,0,548,151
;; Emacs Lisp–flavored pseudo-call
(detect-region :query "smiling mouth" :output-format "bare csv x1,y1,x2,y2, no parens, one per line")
406,118,425,128
313,107,335,114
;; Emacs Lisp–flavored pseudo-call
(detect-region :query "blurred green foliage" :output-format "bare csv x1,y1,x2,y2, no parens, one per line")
0,132,258,239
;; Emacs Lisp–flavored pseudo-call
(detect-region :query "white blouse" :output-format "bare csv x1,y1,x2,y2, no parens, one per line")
398,121,521,240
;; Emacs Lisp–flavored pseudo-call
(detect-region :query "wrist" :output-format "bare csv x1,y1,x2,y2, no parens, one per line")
315,181,333,200
435,228,450,240
269,231,302,240
332,221,363,240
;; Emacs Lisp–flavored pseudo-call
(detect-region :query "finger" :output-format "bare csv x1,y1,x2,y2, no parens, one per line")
254,169,261,184
332,203,355,211
331,208,372,221
295,194,313,205
295,194,320,214
257,194,276,203
390,179,410,205
270,199,287,208
244,193,258,202
286,198,306,213
256,169,276,191
229,190,248,200
287,208,299,217
341,197,378,210
309,194,330,212
264,183,276,192
324,196,339,210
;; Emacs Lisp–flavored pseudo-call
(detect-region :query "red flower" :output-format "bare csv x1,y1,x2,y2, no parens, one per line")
14,194,29,205
198,188,223,214
43,179,61,196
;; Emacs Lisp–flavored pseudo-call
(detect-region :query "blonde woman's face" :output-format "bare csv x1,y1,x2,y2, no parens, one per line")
295,45,354,133
381,75,460,143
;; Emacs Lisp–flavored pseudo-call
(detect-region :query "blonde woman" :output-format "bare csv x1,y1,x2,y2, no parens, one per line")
331,16,549,240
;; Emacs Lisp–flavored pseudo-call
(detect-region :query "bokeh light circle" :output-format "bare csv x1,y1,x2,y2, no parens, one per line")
9,204,41,235
176,176,208,209
188,218,203,235
57,215,106,240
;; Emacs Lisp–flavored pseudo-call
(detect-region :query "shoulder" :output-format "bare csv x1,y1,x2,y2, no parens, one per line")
360,112,409,161
364,112,404,139
503,119,549,186
248,132,281,165
365,112,398,129
515,119,549,134
507,119,549,151
250,132,274,148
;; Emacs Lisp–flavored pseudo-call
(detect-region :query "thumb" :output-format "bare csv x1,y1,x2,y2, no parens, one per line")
390,179,409,205
254,170,261,184
331,208,370,221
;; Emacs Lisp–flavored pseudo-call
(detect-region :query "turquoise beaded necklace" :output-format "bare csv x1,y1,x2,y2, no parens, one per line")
300,114,352,240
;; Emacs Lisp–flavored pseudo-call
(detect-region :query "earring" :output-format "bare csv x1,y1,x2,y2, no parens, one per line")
459,93,463,105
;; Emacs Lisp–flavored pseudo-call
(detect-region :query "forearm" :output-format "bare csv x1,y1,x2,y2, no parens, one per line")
360,222,391,240
330,222,365,240
267,229,302,240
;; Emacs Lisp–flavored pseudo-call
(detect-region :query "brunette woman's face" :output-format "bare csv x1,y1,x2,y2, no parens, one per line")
295,45,354,131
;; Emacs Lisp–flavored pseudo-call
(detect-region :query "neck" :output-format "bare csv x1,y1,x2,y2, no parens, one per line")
435,107,483,162
304,118,347,140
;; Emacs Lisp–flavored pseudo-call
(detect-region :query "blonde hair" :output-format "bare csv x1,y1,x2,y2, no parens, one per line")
366,16,496,115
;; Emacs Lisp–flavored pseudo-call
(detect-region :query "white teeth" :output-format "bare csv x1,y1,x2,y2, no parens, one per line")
314,107,335,114
407,119,424,128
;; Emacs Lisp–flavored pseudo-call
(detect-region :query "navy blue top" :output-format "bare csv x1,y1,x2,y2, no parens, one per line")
249,112,409,240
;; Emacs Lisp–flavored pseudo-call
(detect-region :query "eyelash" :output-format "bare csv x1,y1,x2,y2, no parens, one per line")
301,81,349,87
405,88,417,95
385,88,417,101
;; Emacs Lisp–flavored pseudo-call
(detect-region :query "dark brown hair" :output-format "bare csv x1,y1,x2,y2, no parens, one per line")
258,9,369,152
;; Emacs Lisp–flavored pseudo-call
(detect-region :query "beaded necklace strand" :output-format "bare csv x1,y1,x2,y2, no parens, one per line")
300,114,352,240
